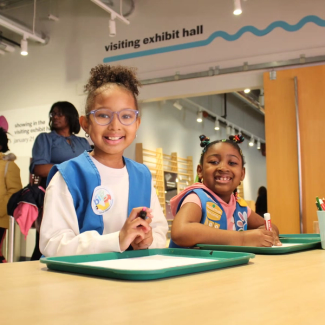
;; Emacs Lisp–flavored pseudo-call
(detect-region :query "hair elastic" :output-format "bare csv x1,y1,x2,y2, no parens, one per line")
199,135,211,153
229,134,245,144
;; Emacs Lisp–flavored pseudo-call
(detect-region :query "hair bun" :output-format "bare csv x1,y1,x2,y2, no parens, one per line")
229,134,245,144
84,64,140,96
199,134,210,148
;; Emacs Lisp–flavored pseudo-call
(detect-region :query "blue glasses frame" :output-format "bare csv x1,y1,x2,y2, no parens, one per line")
86,108,139,126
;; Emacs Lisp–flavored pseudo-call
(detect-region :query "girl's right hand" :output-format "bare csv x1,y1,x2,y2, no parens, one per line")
241,229,275,247
119,207,152,252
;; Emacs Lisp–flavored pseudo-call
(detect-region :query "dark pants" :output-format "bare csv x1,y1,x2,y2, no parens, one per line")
0,227,7,263
31,230,42,261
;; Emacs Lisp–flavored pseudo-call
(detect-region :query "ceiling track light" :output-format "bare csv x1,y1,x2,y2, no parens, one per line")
197,111,203,123
181,98,265,147
257,139,261,150
233,0,242,15
214,119,220,130
109,13,117,37
91,0,130,24
0,41,15,52
270,70,277,80
48,14,59,22
231,125,236,134
173,101,183,110
20,36,28,56
259,89,265,106
4,44,15,52
249,136,255,147
244,88,251,94
226,124,231,135
0,14,47,44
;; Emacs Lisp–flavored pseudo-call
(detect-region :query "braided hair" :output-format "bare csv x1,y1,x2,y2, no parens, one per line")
84,64,141,113
198,133,245,200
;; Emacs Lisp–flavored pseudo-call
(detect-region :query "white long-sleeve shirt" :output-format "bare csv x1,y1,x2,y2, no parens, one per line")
40,156,168,257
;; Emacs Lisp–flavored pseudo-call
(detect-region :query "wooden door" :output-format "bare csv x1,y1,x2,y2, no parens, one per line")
264,65,325,233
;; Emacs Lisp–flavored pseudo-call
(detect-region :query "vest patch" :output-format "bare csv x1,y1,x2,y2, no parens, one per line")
91,186,113,215
204,202,222,228
237,196,247,207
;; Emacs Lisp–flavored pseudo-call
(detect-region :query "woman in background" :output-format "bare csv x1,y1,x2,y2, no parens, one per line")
0,128,22,263
30,101,91,260
255,186,267,217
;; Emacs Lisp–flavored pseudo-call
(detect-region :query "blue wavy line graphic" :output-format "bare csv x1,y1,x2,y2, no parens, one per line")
103,15,325,63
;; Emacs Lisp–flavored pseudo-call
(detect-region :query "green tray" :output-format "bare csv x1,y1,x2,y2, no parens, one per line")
280,234,320,239
196,238,321,255
40,248,254,281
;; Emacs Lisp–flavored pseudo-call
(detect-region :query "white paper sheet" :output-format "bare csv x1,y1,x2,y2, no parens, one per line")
79,255,216,270
271,243,302,248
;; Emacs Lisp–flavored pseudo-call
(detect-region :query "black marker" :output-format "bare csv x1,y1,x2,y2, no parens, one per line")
139,208,147,220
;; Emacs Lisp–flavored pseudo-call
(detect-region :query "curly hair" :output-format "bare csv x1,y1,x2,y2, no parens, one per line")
84,64,141,113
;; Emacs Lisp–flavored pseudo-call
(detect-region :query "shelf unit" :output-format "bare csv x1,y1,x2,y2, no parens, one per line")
136,143,194,237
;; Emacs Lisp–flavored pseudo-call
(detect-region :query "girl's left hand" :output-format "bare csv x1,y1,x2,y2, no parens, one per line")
131,208,154,250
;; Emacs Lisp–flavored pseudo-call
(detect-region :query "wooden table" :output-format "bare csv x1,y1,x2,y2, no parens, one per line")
1,250,325,324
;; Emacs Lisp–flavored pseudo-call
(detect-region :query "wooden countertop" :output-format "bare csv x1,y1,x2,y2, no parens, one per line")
1,250,325,324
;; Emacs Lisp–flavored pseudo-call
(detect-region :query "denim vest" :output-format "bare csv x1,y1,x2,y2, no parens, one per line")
47,151,151,235
169,188,248,248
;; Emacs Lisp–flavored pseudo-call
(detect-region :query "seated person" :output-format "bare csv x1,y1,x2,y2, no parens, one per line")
40,64,168,257
170,134,281,248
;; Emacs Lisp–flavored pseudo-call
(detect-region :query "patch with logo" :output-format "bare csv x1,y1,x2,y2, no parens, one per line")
204,202,223,228
91,186,113,215
206,202,222,221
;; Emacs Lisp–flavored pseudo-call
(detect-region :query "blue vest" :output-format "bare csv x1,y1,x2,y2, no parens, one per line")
169,188,248,248
47,151,152,235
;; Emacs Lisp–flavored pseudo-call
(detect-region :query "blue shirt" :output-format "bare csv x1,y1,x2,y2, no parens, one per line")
30,131,91,175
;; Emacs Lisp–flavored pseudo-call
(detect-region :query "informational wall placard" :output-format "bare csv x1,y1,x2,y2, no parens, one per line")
1,105,50,157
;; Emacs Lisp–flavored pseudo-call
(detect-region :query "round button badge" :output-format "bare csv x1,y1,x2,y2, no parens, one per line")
91,186,113,215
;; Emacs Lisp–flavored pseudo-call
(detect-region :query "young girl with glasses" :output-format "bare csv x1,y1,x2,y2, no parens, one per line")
40,65,168,257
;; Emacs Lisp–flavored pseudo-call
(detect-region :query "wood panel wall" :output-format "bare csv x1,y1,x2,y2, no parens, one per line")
264,65,325,233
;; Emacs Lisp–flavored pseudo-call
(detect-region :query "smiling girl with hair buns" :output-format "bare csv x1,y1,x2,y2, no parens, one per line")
40,64,168,257
169,134,281,249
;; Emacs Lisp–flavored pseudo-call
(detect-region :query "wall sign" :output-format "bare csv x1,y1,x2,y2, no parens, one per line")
103,15,325,63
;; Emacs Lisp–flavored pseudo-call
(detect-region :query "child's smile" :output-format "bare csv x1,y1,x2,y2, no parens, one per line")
81,86,140,168
215,176,232,183
197,142,245,203
103,135,125,145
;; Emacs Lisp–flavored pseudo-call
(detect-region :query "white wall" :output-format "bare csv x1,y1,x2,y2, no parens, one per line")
124,94,266,201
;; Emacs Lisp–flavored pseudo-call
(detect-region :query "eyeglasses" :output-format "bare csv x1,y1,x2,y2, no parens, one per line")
87,108,139,126
49,112,64,118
